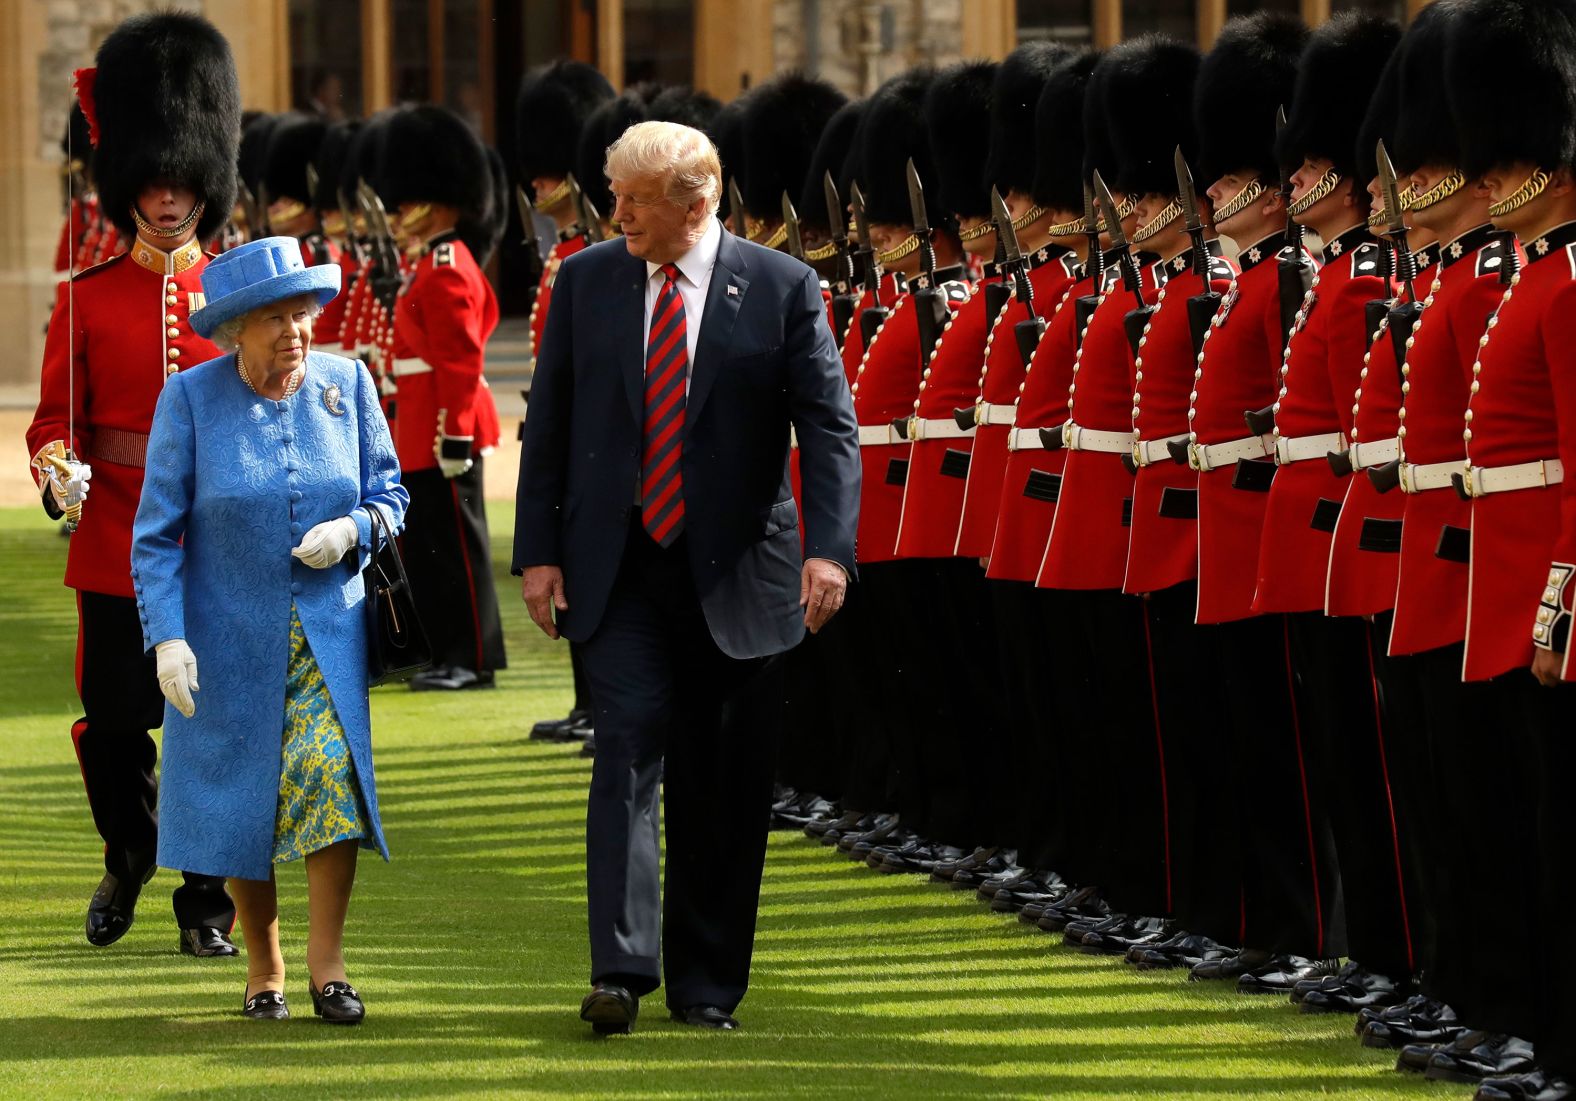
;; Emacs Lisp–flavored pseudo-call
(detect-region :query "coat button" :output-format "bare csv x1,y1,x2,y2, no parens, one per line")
166,364,178,376
281,432,293,444
166,295,178,306
167,348,180,360
289,490,303,502
167,327,180,338
291,522,302,534
291,582,302,595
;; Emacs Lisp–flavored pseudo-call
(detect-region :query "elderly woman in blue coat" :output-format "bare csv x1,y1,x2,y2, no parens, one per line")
132,236,408,1024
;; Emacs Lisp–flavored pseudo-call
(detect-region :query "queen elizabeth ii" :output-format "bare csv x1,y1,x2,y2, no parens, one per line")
132,236,409,1024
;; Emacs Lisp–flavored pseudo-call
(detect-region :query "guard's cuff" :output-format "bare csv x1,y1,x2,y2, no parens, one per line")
439,435,473,462
1534,562,1575,652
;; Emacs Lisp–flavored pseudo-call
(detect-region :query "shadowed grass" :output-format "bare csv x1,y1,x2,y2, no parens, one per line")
0,504,1454,1099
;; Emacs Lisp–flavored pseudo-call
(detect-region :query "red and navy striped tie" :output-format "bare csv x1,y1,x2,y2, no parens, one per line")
641,262,688,546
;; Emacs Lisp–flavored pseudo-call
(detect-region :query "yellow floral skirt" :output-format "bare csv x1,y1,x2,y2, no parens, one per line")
273,608,368,864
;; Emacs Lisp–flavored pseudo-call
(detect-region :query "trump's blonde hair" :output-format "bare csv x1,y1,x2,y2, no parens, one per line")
604,120,721,216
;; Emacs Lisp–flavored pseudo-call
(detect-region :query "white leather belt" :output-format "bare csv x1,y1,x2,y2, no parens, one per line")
972,402,1016,426
1189,434,1272,472
1063,422,1136,454
1399,459,1462,494
909,417,974,442
1349,437,1399,470
857,424,906,447
1008,425,1053,451
1132,433,1188,468
391,356,433,377
1274,431,1346,466
1461,459,1565,497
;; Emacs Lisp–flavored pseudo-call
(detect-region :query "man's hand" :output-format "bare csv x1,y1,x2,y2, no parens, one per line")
1533,647,1565,687
800,558,847,634
521,565,569,640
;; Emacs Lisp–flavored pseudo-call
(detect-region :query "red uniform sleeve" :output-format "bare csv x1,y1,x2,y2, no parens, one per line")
421,263,486,440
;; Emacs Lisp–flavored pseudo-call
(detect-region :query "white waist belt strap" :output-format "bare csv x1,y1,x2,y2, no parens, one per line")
1350,437,1399,470
972,402,1016,426
391,357,434,377
857,424,906,447
1007,425,1055,452
1274,431,1346,466
1133,434,1188,468
1063,422,1136,454
1400,459,1462,494
1462,459,1564,497
909,417,974,442
1190,434,1272,472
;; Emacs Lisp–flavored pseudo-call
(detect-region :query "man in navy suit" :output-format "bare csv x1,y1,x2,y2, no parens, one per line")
513,121,860,1034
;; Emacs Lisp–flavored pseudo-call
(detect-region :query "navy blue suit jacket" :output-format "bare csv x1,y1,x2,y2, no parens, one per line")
512,226,860,660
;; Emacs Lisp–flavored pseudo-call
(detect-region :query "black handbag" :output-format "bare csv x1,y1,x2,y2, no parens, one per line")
364,506,433,685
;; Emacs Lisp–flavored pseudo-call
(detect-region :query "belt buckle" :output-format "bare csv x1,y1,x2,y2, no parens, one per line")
1187,442,1204,472
905,415,920,442
1131,440,1144,468
1273,435,1288,466
1462,467,1476,498
1061,422,1076,449
973,404,986,427
1539,460,1551,487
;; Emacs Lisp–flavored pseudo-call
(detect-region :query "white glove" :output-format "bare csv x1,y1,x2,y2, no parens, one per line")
36,454,91,513
291,516,359,568
155,639,199,718
437,455,474,478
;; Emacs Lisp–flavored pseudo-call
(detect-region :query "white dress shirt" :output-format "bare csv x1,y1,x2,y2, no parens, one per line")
642,216,721,389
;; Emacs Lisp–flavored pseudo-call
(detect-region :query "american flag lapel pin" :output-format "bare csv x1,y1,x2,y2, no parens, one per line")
726,283,739,297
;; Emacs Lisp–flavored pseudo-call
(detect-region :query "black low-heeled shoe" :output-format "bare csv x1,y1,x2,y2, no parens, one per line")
241,989,289,1020
309,980,365,1025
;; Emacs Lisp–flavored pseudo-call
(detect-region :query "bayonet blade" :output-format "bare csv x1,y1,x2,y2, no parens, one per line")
781,191,805,261
850,181,873,252
1093,170,1129,253
824,170,848,247
728,177,746,235
1375,139,1407,240
905,158,930,237
515,184,539,250
1175,146,1203,234
1082,180,1099,234
1275,105,1292,199
305,164,320,203
991,187,1022,263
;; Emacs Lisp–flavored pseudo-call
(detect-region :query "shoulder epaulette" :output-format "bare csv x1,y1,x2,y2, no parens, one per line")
1476,235,1512,278
433,241,455,267
1208,254,1237,281
1352,241,1384,277
71,251,128,282
942,279,971,305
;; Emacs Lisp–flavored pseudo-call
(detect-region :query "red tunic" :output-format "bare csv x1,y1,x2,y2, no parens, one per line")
1191,236,1296,623
851,291,927,564
1462,224,1576,680
1039,256,1165,591
958,250,1081,559
1390,230,1516,654
1253,227,1389,613
1124,246,1235,596
528,233,589,369
26,240,218,597
391,233,500,473
304,233,350,348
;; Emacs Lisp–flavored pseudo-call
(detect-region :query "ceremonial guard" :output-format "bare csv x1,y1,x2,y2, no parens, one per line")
307,120,361,349
25,10,240,955
795,99,866,341
379,105,507,691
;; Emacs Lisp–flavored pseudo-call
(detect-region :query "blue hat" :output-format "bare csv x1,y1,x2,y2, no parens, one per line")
190,236,342,339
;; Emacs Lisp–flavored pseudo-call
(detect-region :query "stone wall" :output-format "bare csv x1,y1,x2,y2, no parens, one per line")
773,0,969,97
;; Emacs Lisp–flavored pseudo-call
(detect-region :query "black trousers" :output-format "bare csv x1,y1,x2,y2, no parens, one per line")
76,592,233,929
774,612,853,802
580,523,780,1012
570,642,592,712
1524,677,1576,1074
402,461,507,674
852,560,935,826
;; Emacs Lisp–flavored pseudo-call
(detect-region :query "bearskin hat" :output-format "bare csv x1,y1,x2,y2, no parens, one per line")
514,60,614,182
87,10,240,243
707,96,749,223
1386,1,1463,175
262,112,327,207
1194,13,1307,186
1278,11,1401,181
649,85,723,131
577,83,662,215
467,145,508,265
376,105,490,231
797,99,864,234
923,61,997,221
986,43,1070,198
1032,50,1099,213
1102,36,1201,197
62,102,93,179
341,110,393,207
1355,39,1404,184
742,72,849,221
1082,53,1119,185
853,68,946,228
1447,0,1576,176
238,114,277,199
312,121,358,212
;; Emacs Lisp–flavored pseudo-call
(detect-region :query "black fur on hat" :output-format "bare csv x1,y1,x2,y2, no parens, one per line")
708,96,748,222
1082,53,1119,185
463,145,508,265
924,61,997,221
577,83,662,215
1278,11,1401,180
263,112,327,207
1032,49,1098,213
312,120,358,212
796,98,864,233
986,42,1070,197
1102,35,1201,197
238,113,277,197
1447,0,1576,176
743,72,849,221
90,10,241,243
341,110,393,206
1355,38,1403,183
376,105,490,224
853,68,947,228
514,60,614,181
649,85,723,131
1194,13,1307,186
1388,1,1463,175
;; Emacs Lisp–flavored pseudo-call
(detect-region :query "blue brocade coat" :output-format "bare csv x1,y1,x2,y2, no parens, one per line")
132,350,409,881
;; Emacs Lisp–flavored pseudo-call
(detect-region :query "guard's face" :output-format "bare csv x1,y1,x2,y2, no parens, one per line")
956,214,995,258
611,174,706,263
137,179,198,234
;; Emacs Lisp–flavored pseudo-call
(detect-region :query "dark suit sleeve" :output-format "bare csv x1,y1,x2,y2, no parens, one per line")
511,250,577,573
784,265,860,575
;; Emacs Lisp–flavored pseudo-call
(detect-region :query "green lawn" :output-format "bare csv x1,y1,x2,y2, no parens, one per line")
0,503,1453,1099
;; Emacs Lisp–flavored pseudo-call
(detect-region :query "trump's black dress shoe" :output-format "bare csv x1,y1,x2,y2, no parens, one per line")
1476,1070,1575,1100
1418,1032,1536,1084
671,1005,739,1030
310,980,365,1025
85,862,156,947
1236,955,1338,994
410,666,495,691
1297,962,1409,1014
531,708,590,741
179,926,238,957
241,988,289,1020
581,982,638,1035
578,735,596,759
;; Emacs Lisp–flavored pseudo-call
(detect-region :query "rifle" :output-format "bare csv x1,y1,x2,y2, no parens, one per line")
1275,105,1316,342
823,171,859,349
992,187,1047,370
1175,146,1224,360
906,158,946,373
781,191,806,262
515,184,545,295
851,182,888,350
1093,170,1153,358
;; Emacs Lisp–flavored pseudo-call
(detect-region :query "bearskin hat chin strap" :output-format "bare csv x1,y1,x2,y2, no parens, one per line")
132,201,204,240
1488,169,1550,218
1287,167,1341,216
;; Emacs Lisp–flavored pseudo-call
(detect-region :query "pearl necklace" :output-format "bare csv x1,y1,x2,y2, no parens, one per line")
236,346,303,399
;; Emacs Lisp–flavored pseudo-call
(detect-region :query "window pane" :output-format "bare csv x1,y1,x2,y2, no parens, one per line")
1236,0,1300,14
624,0,695,86
1124,0,1194,41
1333,0,1406,17
444,0,484,133
392,0,430,104
1018,0,1094,46
287,0,362,120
